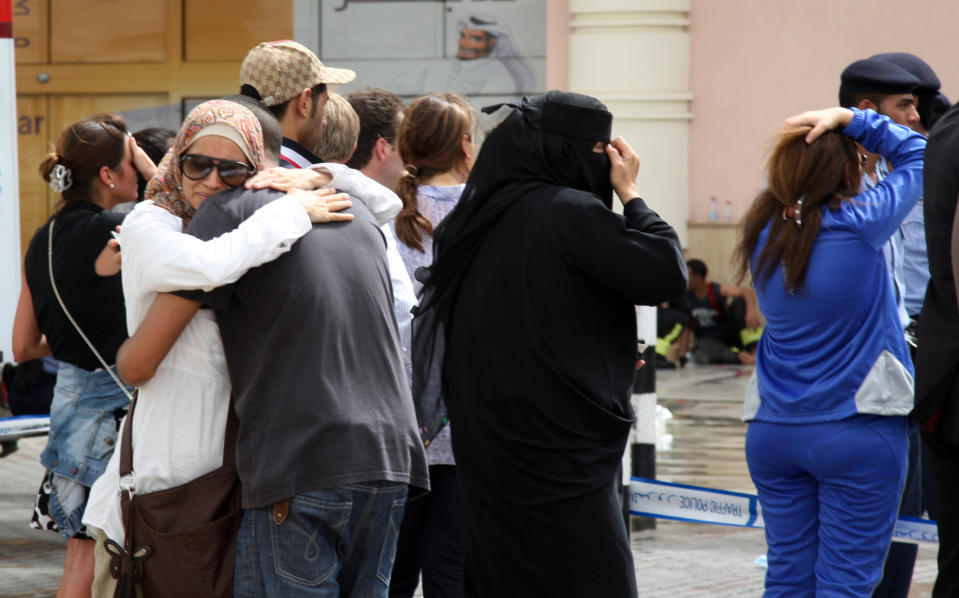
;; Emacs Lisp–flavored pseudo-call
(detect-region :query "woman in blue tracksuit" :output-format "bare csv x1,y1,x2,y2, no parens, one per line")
734,107,926,597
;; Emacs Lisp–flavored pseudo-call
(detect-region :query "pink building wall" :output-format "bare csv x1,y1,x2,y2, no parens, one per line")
543,1,957,229
689,0,959,223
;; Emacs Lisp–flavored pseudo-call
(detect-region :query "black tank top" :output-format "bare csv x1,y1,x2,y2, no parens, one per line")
23,201,127,370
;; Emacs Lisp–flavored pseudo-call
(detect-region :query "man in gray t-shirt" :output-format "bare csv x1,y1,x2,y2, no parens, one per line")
180,188,429,597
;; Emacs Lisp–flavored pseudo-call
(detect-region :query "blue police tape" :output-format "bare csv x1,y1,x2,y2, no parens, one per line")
629,477,938,545
0,415,50,442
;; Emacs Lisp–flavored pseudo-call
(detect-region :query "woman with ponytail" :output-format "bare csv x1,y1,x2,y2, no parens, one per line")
389,92,476,598
12,114,153,598
734,107,925,597
393,93,476,283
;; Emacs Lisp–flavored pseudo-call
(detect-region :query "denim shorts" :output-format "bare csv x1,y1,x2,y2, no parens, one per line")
31,469,92,540
38,362,130,538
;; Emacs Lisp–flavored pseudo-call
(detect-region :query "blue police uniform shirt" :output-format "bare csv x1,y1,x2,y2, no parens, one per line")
901,200,929,319
863,157,911,329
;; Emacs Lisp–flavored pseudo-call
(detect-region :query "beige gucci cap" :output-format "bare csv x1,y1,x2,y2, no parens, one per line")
240,40,356,107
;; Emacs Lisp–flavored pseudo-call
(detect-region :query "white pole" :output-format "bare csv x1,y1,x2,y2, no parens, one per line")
0,0,20,364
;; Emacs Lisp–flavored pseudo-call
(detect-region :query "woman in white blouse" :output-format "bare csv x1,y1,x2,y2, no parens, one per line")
82,99,398,596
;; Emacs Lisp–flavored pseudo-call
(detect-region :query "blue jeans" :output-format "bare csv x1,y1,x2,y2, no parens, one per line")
235,481,409,598
747,415,908,598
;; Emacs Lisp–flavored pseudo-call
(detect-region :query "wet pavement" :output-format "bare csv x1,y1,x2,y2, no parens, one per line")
656,366,758,494
0,364,938,597
643,364,937,597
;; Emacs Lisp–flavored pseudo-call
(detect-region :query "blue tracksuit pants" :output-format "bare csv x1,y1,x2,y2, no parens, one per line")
746,415,908,597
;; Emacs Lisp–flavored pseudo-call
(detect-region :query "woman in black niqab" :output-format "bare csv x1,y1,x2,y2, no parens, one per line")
411,91,687,597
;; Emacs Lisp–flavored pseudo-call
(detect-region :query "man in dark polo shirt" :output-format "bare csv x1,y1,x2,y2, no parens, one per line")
176,109,429,597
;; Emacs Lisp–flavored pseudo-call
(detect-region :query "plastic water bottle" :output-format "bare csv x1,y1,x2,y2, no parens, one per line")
724,200,733,223
708,196,718,222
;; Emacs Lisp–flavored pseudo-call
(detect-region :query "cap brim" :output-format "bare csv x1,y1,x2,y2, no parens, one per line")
317,66,356,85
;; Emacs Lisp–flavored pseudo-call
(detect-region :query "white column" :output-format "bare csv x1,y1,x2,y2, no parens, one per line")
568,0,691,246
569,1,690,501
0,0,21,363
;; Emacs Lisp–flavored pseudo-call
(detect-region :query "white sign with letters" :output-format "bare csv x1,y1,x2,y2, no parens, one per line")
0,0,20,364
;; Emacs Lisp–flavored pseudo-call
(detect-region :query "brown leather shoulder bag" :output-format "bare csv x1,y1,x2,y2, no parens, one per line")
106,393,242,598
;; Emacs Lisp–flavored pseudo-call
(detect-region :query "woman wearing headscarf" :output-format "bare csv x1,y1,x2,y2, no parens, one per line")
13,113,143,598
733,107,924,597
82,99,355,596
412,91,687,597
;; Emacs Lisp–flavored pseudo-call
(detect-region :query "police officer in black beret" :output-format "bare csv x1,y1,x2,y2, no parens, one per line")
840,58,920,126
871,52,944,134
839,56,925,598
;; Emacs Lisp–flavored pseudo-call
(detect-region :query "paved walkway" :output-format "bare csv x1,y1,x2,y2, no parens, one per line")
642,364,937,597
0,435,63,597
0,364,938,596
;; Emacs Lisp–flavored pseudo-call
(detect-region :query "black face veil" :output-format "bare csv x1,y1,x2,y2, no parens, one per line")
474,91,615,209
410,91,615,443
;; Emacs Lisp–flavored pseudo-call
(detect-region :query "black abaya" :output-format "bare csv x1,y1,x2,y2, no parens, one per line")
444,188,685,597
413,92,687,597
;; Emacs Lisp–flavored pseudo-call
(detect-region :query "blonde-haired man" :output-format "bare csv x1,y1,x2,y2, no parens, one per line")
314,93,360,164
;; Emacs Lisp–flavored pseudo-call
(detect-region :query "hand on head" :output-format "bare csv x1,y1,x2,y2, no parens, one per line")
128,135,158,181
785,108,855,143
606,136,640,204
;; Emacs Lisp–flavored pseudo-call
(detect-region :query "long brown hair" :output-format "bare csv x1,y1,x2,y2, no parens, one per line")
395,92,474,252
734,126,862,294
39,114,128,211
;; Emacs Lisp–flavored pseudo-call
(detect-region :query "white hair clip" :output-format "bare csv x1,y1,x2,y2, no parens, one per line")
782,194,804,231
49,164,73,193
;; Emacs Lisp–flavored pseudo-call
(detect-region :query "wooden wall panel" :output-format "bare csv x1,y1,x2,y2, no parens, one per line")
17,96,51,259
48,94,169,133
184,0,292,62
13,0,295,259
12,0,47,64
50,0,167,63
687,223,740,286
15,95,168,258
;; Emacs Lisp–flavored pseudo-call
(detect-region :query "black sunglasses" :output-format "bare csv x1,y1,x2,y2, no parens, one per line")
180,154,254,188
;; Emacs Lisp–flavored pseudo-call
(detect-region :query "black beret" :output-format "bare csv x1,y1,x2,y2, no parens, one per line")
934,91,951,111
870,52,940,92
840,58,919,95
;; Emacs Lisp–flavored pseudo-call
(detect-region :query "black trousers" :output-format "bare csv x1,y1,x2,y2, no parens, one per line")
922,432,959,598
389,465,465,598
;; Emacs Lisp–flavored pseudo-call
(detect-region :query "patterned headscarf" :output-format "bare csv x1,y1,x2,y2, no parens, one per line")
147,99,264,222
